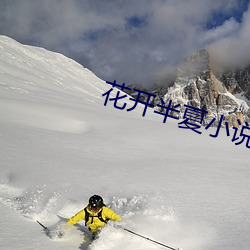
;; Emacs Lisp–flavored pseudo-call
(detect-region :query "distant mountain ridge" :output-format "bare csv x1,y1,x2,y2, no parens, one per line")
1,35,249,128
218,66,250,101
126,49,250,128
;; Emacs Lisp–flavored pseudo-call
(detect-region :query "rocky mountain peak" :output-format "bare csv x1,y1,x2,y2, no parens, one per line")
217,66,250,100
123,48,250,128
151,49,250,128
177,48,210,78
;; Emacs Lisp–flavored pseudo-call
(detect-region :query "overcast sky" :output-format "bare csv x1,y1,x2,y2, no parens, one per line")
0,0,249,87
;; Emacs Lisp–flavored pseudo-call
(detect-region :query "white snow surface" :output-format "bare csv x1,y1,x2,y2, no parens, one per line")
0,35,249,250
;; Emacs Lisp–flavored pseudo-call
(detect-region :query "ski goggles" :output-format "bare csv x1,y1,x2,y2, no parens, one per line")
89,205,101,212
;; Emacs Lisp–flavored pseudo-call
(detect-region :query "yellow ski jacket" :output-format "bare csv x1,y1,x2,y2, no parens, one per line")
67,206,121,233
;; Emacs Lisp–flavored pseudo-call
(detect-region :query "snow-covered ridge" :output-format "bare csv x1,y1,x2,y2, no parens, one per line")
0,35,108,99
0,35,113,134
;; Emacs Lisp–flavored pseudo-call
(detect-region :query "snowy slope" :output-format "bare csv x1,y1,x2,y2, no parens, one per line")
0,36,249,250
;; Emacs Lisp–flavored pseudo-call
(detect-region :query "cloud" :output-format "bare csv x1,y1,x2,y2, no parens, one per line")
200,18,240,45
0,0,249,87
209,4,250,69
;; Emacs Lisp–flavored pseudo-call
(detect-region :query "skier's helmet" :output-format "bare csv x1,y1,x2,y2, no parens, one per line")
89,195,104,211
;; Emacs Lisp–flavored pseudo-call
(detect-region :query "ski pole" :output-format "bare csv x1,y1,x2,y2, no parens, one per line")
122,227,180,250
37,220,48,231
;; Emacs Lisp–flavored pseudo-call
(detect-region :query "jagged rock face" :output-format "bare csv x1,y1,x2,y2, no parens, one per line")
123,49,250,128
218,66,250,100
177,49,210,78
151,49,250,127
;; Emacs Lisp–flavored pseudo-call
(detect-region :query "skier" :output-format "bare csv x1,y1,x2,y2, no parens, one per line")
66,194,121,239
